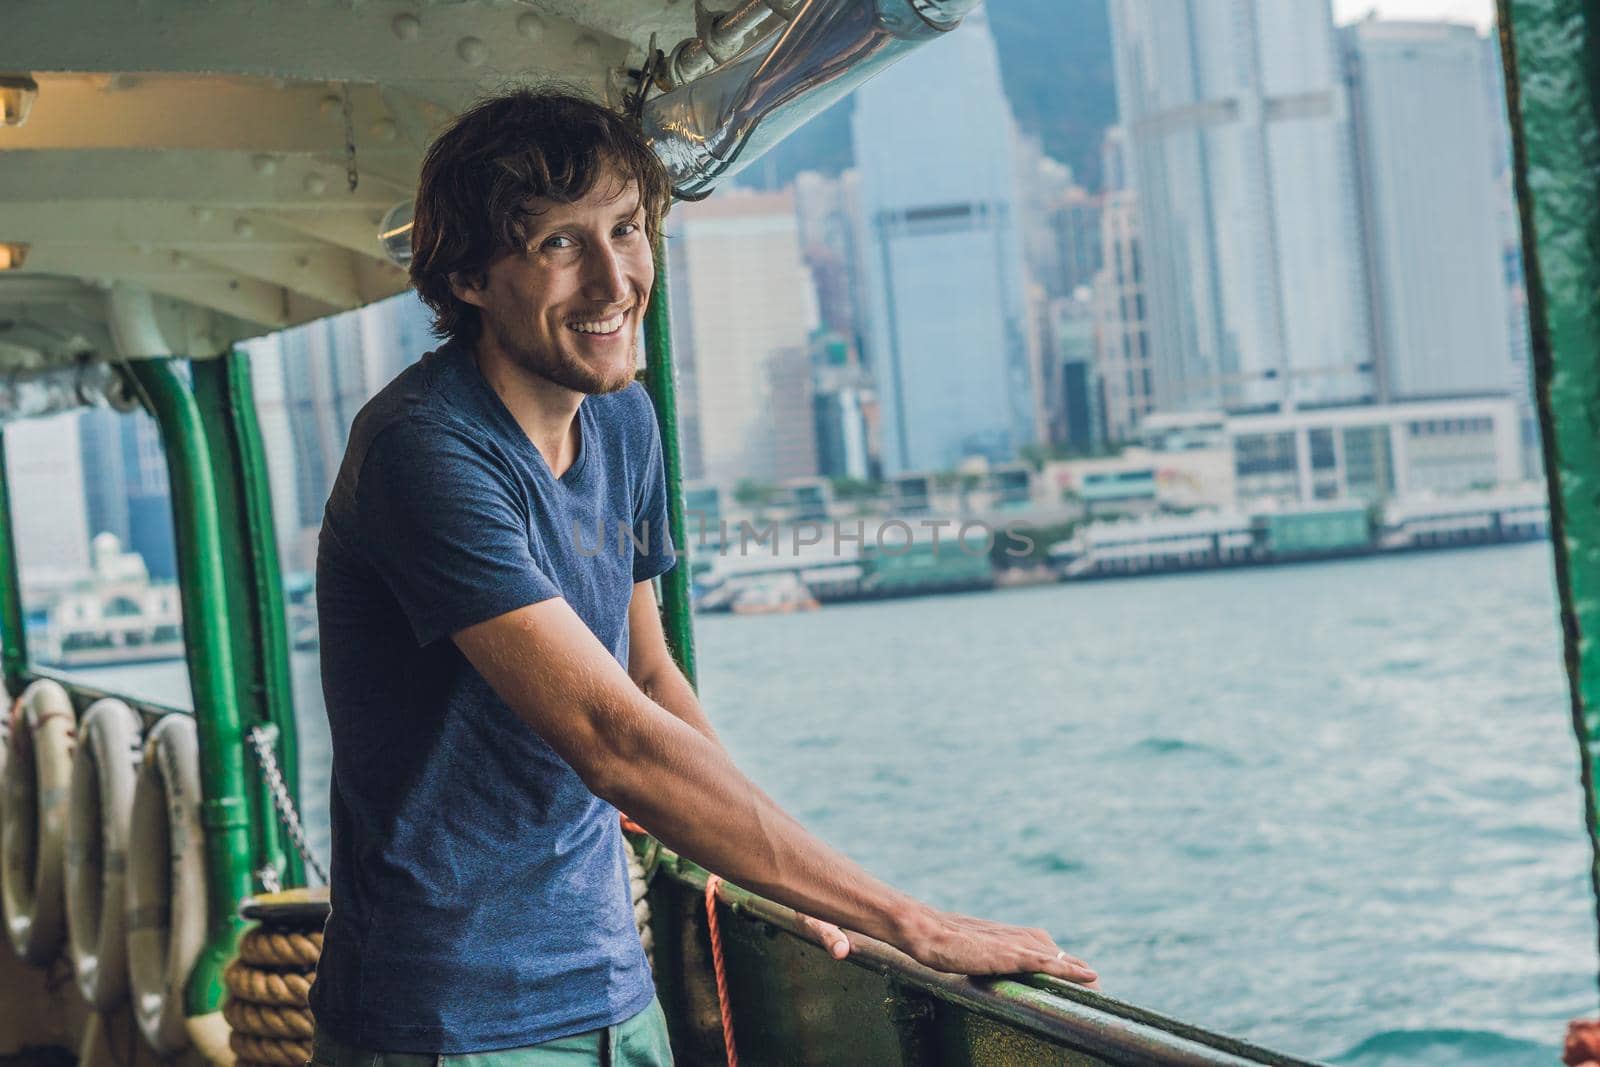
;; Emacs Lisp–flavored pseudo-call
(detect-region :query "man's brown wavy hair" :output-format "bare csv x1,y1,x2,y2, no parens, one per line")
409,88,672,347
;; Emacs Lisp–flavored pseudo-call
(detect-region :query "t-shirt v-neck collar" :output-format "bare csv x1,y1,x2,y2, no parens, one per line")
456,343,590,486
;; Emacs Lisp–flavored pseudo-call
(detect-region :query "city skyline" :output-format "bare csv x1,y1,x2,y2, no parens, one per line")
2,0,1537,593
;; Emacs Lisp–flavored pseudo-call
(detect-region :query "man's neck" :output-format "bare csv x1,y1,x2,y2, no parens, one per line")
472,336,583,478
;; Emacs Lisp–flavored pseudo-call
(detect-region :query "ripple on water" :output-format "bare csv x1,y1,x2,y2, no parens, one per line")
1329,1027,1552,1066
1125,736,1244,766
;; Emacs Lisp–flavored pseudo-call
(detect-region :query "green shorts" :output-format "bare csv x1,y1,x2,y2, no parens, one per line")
309,998,674,1067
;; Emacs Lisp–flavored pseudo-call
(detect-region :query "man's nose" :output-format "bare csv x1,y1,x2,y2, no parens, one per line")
582,240,630,304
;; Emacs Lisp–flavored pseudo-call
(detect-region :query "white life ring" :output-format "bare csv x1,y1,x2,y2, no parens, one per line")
66,698,143,1010
127,713,208,1054
2,679,77,965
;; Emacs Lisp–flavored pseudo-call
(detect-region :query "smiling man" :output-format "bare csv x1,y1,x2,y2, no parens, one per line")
309,89,1096,1066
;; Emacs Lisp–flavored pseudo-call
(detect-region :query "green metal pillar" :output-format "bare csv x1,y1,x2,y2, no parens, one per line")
642,243,699,684
0,432,27,696
125,360,253,1018
1500,0,1600,992
191,352,303,889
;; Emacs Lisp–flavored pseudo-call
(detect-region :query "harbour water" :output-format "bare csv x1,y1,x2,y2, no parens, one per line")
81,542,1597,1064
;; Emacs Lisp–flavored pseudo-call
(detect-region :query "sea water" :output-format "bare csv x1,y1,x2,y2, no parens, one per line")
82,542,1597,1064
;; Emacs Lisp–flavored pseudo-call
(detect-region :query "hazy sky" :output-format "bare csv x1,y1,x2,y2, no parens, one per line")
1332,0,1495,30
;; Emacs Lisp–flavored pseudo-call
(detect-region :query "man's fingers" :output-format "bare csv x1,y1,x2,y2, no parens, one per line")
796,913,852,960
1039,949,1098,986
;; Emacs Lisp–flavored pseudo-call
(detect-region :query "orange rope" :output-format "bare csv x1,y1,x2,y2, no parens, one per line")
704,874,737,1067
619,815,646,836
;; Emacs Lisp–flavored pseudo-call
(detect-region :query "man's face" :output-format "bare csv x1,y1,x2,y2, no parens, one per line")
456,167,653,395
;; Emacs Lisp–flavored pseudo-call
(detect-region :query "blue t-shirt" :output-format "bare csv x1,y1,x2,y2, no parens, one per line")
310,340,676,1052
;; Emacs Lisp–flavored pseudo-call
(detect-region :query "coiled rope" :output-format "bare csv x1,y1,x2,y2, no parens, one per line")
225,924,321,1067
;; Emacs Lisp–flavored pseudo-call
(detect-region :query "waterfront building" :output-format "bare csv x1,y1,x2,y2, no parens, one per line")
852,9,1036,475
1343,19,1518,402
1092,190,1153,443
1043,445,1236,517
1225,397,1522,505
667,189,820,485
1109,0,1374,413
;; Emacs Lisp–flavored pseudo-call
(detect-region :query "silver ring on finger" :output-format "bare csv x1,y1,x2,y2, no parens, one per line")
1055,950,1067,962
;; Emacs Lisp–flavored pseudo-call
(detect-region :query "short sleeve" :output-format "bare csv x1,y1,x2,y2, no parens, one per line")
356,420,560,645
632,405,678,584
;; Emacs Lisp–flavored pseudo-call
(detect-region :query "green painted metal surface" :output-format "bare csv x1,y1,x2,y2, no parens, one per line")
191,352,304,889
0,432,27,697
1499,0,1600,990
124,360,253,1017
645,855,1315,1066
641,244,699,685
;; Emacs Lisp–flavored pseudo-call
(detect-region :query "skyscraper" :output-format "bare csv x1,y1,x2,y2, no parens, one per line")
6,413,92,586
1093,190,1154,442
667,189,819,485
1344,19,1517,401
247,291,434,571
77,407,177,580
1110,0,1374,415
852,10,1036,475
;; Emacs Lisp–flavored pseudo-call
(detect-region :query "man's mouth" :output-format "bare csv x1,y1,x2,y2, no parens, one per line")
567,309,630,336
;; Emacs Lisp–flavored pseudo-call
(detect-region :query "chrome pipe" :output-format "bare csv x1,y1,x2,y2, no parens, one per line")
644,0,982,199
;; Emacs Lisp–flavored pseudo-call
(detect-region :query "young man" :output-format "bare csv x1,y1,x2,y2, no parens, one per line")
310,90,1097,1065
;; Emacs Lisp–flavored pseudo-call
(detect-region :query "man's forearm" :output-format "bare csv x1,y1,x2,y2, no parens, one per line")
590,686,930,949
639,663,721,747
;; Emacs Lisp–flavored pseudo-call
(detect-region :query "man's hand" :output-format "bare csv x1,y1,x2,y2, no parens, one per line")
797,908,1098,989
900,909,1100,988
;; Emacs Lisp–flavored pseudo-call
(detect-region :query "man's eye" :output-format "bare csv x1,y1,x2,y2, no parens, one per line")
542,235,575,250
615,222,640,238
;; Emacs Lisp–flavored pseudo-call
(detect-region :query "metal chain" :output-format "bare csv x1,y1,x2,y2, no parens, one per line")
247,724,330,886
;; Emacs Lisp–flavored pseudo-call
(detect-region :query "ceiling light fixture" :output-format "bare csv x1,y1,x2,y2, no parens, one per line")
0,243,30,270
0,75,39,128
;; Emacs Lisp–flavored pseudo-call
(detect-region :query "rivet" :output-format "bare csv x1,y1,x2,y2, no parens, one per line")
320,94,343,116
252,154,278,176
516,12,544,38
303,172,328,195
371,118,398,143
192,206,214,223
170,252,190,269
233,219,255,239
457,36,487,65
295,255,312,270
392,13,421,41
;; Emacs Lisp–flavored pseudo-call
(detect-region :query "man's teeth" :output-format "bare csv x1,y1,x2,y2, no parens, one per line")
569,313,626,335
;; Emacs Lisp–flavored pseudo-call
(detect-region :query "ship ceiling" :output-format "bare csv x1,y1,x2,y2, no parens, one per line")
0,0,697,369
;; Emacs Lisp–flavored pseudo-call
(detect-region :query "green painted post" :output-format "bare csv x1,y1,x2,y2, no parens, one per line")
125,360,254,1021
0,432,28,696
191,352,304,889
1500,0,1600,993
642,243,699,685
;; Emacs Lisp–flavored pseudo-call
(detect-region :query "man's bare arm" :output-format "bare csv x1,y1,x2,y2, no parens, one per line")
626,580,719,746
454,597,1098,985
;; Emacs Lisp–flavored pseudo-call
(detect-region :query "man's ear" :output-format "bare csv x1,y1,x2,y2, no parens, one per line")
449,270,489,310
